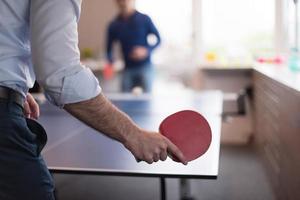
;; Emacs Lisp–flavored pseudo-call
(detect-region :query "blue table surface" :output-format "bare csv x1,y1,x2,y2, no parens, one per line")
39,91,223,178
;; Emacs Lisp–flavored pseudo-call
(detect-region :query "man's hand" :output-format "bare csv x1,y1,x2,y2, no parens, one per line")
130,46,148,61
24,93,40,120
124,130,187,165
64,94,188,165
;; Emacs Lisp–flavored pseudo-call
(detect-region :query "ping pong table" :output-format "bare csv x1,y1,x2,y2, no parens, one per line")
38,91,223,200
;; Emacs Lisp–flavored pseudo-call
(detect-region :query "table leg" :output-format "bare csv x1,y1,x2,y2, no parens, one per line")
180,179,195,200
160,177,166,200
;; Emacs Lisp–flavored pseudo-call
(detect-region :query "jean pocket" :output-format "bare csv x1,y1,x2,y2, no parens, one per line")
26,118,48,155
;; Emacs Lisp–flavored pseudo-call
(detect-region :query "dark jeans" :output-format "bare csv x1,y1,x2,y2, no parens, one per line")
122,64,154,93
0,99,55,200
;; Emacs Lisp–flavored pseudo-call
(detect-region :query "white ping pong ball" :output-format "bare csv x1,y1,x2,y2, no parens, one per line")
132,86,143,96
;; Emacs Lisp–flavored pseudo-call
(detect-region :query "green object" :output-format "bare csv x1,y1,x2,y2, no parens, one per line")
289,48,300,72
81,48,94,59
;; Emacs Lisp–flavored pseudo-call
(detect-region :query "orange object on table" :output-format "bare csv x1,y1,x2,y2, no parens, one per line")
103,63,114,80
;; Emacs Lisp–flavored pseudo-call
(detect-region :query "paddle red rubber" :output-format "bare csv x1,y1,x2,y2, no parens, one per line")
103,63,114,80
159,110,212,162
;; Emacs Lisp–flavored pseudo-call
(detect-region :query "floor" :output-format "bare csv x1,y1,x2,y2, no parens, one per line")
53,145,275,200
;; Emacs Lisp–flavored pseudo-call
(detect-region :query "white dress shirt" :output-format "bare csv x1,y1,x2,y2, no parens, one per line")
0,0,101,107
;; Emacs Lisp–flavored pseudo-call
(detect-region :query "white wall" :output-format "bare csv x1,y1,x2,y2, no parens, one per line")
78,0,117,58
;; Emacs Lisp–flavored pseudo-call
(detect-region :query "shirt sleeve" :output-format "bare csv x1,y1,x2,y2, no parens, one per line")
146,16,161,52
106,23,115,64
30,0,101,108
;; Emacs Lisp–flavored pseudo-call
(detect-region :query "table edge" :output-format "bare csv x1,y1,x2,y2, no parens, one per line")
49,167,218,179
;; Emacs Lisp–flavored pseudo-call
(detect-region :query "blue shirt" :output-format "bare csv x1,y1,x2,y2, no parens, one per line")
0,0,101,107
106,11,161,68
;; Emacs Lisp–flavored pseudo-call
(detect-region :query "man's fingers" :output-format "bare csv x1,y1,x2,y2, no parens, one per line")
145,156,153,164
153,153,160,162
26,94,40,119
165,138,188,165
23,101,31,118
131,132,187,165
160,151,168,161
131,53,139,60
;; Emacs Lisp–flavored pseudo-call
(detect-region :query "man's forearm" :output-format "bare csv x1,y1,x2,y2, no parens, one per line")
64,93,139,145
63,93,187,165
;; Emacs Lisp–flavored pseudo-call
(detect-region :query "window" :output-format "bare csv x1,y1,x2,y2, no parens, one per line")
136,0,193,68
288,0,300,50
201,0,275,65
137,0,277,67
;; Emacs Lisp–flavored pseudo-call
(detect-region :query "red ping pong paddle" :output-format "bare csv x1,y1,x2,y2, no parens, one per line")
159,110,212,162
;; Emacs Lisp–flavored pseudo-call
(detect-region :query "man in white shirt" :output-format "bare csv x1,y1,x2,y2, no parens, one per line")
0,1,187,199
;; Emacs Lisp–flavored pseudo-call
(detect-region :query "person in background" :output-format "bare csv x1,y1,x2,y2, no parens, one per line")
106,0,161,93
0,0,186,199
